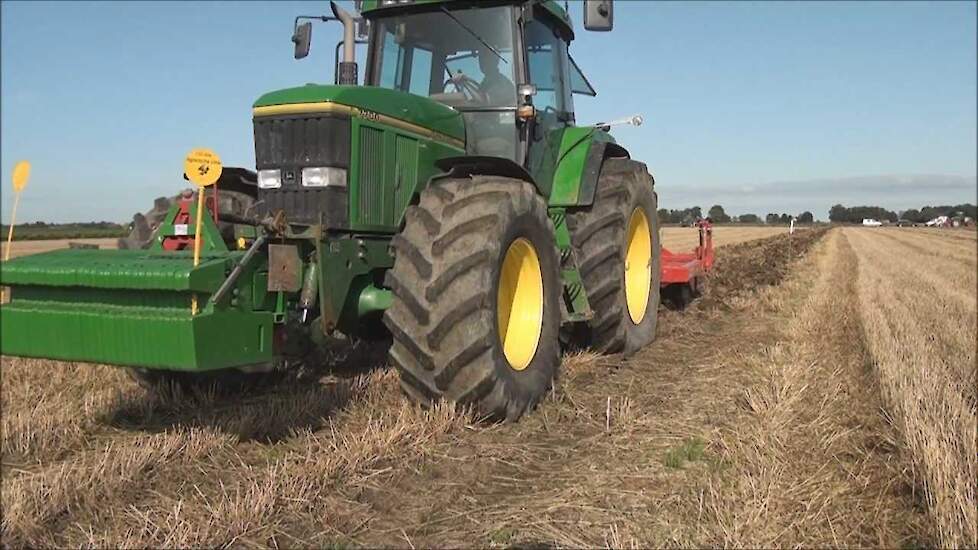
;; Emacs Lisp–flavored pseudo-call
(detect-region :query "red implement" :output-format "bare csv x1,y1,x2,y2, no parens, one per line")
660,220,714,303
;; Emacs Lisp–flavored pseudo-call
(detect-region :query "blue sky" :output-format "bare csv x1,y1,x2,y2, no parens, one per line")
2,0,975,223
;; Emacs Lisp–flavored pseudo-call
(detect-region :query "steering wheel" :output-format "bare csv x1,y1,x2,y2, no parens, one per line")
443,72,484,103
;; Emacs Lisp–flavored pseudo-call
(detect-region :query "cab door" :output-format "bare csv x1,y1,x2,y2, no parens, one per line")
522,7,576,196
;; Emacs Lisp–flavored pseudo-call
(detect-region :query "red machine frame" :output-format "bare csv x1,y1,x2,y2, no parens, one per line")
660,219,714,302
159,189,220,251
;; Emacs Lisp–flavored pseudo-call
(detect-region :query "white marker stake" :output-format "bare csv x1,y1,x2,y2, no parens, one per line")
4,161,32,262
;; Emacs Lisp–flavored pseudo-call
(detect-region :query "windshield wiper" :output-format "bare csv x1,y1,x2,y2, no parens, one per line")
440,6,507,64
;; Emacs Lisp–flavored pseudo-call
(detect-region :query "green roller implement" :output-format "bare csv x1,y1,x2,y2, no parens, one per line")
0,0,663,421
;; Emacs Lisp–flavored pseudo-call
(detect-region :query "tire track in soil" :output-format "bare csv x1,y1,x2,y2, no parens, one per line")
351,228,847,547
705,231,929,547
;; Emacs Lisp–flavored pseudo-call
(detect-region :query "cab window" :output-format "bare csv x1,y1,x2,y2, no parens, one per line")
524,15,573,116
370,6,517,109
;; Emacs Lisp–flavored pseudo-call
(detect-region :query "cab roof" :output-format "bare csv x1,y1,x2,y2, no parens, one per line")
359,0,574,40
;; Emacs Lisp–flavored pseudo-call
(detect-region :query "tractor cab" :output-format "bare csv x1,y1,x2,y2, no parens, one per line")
292,0,606,176
361,1,596,164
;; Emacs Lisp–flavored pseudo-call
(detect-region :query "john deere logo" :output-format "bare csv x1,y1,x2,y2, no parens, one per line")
355,107,381,122
284,170,296,183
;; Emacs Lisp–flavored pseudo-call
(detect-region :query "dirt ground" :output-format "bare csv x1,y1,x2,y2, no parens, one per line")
3,227,975,547
844,227,976,547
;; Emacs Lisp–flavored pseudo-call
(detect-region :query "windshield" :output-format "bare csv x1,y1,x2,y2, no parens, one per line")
368,6,517,109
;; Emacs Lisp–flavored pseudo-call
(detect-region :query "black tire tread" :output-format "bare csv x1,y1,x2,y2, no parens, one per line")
567,158,660,354
385,176,558,420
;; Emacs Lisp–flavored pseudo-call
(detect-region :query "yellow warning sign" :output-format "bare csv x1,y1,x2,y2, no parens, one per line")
12,161,31,192
6,161,32,261
183,148,222,187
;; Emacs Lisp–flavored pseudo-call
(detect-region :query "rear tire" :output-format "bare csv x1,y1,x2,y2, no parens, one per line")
118,196,174,250
384,176,561,421
567,158,661,356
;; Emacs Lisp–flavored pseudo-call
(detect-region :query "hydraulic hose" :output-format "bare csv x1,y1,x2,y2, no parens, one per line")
209,234,268,307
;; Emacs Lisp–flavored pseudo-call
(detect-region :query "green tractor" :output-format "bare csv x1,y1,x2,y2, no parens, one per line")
0,0,661,420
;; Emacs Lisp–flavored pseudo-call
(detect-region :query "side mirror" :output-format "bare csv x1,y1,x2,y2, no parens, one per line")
292,21,312,59
583,0,613,32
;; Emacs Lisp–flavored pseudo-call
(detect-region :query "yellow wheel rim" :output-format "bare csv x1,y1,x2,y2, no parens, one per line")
497,238,544,371
625,208,652,324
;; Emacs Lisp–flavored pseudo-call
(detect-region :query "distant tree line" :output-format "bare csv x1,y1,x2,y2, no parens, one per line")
1,221,122,229
0,221,128,241
828,203,977,224
657,205,815,225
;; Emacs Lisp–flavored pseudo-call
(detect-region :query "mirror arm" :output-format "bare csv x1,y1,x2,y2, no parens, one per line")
294,14,335,30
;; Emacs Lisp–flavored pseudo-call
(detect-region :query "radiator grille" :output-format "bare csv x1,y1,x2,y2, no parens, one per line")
358,126,385,226
252,114,350,227
394,135,419,224
253,115,350,169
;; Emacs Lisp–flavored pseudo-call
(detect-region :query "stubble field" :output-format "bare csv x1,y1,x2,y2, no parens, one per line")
660,224,790,251
1,226,974,547
0,238,120,261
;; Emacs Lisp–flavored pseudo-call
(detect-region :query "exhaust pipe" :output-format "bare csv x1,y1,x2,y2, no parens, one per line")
331,1,357,85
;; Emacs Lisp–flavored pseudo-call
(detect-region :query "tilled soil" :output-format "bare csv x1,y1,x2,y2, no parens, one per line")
699,227,825,305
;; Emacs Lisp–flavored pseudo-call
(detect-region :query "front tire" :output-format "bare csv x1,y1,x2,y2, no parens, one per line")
567,158,661,356
384,176,561,421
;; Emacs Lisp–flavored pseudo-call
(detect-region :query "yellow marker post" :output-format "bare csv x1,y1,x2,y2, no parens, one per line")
4,161,32,262
183,149,222,314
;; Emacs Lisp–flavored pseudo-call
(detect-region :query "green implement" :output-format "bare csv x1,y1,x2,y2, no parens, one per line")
1,248,274,370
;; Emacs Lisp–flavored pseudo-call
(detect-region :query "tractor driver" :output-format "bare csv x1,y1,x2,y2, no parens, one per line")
477,48,515,106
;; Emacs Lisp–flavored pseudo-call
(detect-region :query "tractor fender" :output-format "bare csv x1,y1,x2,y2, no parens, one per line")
549,130,631,207
433,156,536,186
576,141,631,207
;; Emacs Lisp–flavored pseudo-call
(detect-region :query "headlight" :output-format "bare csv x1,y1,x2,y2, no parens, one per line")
301,167,347,188
257,169,282,189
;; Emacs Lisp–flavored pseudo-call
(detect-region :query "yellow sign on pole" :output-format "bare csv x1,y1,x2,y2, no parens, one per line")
12,161,31,192
184,148,223,188
184,149,222,315
5,161,32,261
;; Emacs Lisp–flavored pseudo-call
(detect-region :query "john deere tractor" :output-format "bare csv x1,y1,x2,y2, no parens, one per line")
0,0,660,420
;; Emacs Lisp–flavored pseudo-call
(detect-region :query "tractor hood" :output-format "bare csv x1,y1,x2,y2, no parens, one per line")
253,85,465,148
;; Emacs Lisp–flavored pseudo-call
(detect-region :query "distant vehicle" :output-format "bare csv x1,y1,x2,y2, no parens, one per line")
926,216,950,227
895,219,916,227
862,218,883,227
